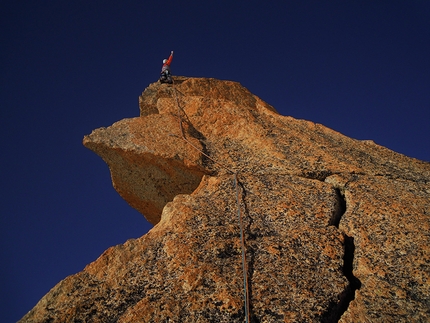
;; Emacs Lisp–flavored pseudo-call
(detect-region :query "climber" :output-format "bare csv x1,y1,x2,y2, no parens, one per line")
159,51,174,84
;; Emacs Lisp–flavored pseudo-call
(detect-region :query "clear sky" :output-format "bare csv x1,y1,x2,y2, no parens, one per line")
1,1,429,321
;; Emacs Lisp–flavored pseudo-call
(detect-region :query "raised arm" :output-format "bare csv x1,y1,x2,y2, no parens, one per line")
166,51,174,65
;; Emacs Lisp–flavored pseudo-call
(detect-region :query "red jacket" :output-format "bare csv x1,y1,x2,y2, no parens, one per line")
161,53,173,74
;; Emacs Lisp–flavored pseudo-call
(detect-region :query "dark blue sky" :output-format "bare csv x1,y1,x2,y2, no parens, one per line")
1,1,429,321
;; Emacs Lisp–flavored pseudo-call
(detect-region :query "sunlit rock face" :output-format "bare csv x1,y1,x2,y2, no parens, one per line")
21,77,430,322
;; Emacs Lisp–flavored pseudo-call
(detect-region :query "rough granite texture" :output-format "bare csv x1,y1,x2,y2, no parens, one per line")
20,77,430,322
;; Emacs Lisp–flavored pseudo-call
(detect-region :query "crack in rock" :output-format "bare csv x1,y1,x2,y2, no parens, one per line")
324,187,362,322
329,188,347,228
323,234,362,323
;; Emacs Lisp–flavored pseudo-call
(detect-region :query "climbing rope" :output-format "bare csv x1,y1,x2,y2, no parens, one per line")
234,172,251,323
170,83,234,174
170,81,250,323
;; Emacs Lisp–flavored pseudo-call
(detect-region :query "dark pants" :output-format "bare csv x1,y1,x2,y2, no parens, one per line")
159,72,172,84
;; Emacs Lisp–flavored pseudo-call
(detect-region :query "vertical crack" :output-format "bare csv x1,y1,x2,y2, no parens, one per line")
324,187,361,322
329,188,346,228
324,234,362,323
343,235,362,297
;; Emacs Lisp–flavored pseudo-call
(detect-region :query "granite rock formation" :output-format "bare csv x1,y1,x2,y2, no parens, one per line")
21,77,430,322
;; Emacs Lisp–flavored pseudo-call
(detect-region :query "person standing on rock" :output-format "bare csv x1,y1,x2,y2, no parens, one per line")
159,51,174,84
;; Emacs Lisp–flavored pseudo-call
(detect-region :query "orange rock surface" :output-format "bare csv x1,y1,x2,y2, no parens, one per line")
20,77,430,322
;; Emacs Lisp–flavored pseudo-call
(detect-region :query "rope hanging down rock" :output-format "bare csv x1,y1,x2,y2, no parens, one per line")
169,81,250,323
